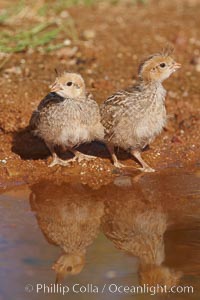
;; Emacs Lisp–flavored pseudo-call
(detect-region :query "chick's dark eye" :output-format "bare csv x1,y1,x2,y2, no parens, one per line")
160,63,166,68
66,81,72,86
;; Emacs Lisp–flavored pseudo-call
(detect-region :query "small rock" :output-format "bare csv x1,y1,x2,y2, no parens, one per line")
39,64,44,70
86,69,93,75
63,39,72,46
196,64,200,72
174,33,187,47
67,58,77,66
182,91,188,97
20,59,26,64
27,48,34,55
56,46,78,59
5,66,22,75
194,49,200,55
0,159,7,164
168,91,178,99
82,29,96,40
117,53,123,58
60,11,70,18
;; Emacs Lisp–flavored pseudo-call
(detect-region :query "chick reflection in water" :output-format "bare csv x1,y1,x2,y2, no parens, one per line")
102,177,181,289
29,181,104,282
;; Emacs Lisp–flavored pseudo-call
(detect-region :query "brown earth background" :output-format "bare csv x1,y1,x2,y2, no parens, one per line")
0,0,199,190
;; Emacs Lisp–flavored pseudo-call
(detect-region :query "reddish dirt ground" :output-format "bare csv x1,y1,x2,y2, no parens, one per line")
0,0,200,190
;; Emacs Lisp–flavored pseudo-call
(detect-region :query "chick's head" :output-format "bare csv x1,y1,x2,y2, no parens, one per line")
138,52,181,83
53,253,85,283
51,72,86,98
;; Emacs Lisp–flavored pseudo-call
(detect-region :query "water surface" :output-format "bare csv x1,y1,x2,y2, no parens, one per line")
0,169,200,300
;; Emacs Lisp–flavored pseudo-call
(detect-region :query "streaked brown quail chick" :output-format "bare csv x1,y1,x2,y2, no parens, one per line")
30,180,104,283
102,186,182,289
101,49,181,172
30,72,104,167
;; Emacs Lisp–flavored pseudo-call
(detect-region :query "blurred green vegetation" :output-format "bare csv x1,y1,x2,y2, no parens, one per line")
0,0,147,54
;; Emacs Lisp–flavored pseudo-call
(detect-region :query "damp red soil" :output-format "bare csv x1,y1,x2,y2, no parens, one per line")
0,0,200,189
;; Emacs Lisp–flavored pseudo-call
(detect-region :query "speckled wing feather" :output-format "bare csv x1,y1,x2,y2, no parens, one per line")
101,85,144,140
38,92,65,110
29,92,65,130
79,92,105,141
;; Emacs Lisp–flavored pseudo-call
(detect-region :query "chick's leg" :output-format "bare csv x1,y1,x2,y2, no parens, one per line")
47,143,97,167
46,143,69,167
131,149,155,172
106,144,125,168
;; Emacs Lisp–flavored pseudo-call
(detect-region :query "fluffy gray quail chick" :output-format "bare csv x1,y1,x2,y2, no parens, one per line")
30,72,104,167
101,50,181,172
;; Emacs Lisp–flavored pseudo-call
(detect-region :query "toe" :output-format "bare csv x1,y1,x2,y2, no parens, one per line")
48,158,72,167
77,154,97,162
114,162,126,168
48,160,58,167
139,166,155,173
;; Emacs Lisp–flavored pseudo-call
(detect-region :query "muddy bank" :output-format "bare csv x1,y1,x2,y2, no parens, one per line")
0,0,200,189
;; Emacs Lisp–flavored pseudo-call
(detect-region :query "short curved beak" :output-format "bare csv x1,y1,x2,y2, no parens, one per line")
173,62,181,70
50,82,62,92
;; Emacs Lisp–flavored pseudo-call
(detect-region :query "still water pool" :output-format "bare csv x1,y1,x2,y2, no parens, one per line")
0,168,200,300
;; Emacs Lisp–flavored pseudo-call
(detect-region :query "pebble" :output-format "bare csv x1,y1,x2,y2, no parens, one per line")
39,64,44,69
82,29,96,40
67,59,77,66
182,91,189,97
63,39,72,46
60,11,70,19
117,53,123,58
168,91,178,99
56,46,78,59
0,159,7,164
20,59,26,64
4,66,22,75
27,48,34,55
189,37,200,46
195,64,200,72
86,69,93,75
194,49,200,55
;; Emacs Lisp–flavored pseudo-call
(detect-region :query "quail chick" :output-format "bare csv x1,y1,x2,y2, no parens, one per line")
30,72,104,167
101,49,181,172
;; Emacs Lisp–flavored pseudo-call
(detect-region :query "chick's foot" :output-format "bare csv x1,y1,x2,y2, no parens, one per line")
75,152,97,163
